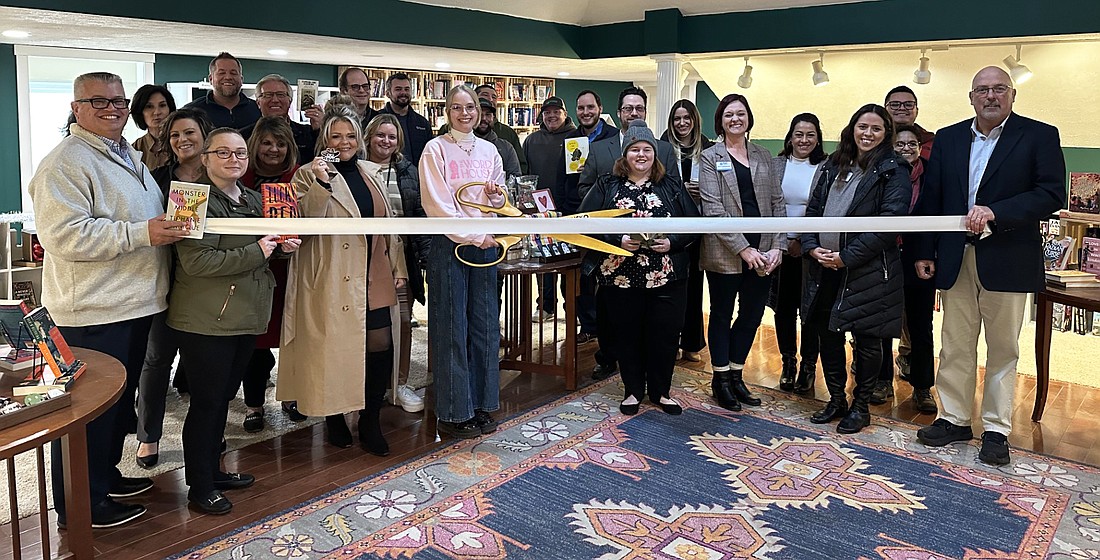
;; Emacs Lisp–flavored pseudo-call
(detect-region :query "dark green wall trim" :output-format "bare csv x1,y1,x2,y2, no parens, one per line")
0,43,20,211
555,78,634,128
0,0,584,59
155,54,338,90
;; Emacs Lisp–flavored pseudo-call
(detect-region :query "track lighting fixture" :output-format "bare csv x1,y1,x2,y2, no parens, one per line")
737,57,753,89
913,49,931,85
1003,44,1033,84
811,53,829,87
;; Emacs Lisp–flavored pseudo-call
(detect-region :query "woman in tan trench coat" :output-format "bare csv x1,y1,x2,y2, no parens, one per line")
277,106,407,455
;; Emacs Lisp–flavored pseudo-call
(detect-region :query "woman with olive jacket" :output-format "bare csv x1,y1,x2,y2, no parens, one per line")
698,94,786,413
801,104,910,435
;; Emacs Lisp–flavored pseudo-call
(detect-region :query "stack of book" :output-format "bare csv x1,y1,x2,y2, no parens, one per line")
1046,269,1100,289
12,306,86,395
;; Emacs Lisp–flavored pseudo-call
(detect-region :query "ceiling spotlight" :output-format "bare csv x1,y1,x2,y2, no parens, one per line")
913,49,931,85
434,62,451,69
557,72,570,77
1,30,30,39
267,49,288,56
1003,44,1033,84
811,53,829,87
737,57,753,89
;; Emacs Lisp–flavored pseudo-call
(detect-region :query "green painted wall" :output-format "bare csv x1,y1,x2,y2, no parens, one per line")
0,43,19,211
554,78,634,129
696,81,720,140
154,54,338,101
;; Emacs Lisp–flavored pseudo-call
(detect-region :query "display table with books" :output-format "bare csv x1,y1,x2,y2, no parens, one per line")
498,256,581,390
0,348,125,560
1033,284,1100,421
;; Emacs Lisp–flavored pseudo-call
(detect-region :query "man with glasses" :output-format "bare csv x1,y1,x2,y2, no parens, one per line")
884,85,935,160
576,87,680,381
339,67,379,130
239,73,318,164
183,52,260,129
380,72,432,165
914,67,1066,465
29,72,189,529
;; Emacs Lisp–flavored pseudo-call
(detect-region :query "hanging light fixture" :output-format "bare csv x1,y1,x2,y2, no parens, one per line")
913,49,932,85
737,57,753,89
811,53,829,86
1003,44,1033,84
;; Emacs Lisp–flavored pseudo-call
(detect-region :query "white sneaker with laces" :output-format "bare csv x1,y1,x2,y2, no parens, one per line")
531,310,555,322
396,384,425,413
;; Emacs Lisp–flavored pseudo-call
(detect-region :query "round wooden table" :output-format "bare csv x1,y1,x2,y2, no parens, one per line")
0,348,125,560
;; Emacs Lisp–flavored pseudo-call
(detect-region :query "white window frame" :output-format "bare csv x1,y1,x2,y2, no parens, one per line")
14,46,155,213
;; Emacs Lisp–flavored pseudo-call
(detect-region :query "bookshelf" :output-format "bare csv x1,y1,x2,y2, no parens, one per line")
338,66,555,135
1,221,41,302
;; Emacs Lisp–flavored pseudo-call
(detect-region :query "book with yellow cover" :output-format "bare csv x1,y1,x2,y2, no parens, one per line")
167,181,210,240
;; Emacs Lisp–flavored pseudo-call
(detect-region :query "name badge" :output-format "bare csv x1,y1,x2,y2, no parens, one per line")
644,193,660,207
716,161,732,172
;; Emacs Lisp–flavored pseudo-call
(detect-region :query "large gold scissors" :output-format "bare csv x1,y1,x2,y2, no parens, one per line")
454,182,634,267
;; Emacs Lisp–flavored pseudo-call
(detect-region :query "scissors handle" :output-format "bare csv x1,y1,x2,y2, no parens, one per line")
455,182,523,217
453,235,522,268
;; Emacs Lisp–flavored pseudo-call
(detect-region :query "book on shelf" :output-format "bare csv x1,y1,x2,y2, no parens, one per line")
1043,236,1075,271
260,183,300,243
493,81,504,101
0,298,34,351
1081,235,1100,277
535,85,549,102
12,280,36,307
1052,303,1070,331
18,306,86,394
167,181,210,240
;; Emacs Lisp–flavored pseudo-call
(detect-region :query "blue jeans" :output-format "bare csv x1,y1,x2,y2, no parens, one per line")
427,236,500,423
707,267,771,367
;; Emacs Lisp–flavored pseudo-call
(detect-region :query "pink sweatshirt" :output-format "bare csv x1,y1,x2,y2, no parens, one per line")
419,135,506,246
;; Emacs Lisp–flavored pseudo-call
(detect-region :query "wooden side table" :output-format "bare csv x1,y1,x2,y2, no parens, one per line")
1,348,125,560
1033,285,1100,421
498,256,581,390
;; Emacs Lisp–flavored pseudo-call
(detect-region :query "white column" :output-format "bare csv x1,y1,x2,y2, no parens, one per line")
650,54,686,134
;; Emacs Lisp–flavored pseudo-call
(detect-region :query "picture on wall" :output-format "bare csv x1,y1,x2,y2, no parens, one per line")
1069,172,1100,214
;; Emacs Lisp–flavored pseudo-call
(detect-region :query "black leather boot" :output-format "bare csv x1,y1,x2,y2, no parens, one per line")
809,369,848,424
325,414,352,448
359,349,392,456
710,371,741,411
838,340,878,434
729,369,761,406
778,354,797,392
793,361,816,394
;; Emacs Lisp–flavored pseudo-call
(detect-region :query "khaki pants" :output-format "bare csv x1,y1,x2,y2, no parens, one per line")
935,245,1027,435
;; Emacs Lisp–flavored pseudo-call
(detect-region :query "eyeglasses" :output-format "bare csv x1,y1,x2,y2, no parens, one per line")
971,85,1011,96
257,91,290,99
346,83,369,92
76,97,130,109
204,149,249,160
449,104,479,113
885,101,916,110
620,105,646,114
894,140,920,150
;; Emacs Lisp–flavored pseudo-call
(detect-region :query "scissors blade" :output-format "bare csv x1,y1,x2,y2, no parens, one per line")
552,234,633,256
569,208,635,218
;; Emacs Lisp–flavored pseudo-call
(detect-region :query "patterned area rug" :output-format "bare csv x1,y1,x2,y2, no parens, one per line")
174,368,1100,559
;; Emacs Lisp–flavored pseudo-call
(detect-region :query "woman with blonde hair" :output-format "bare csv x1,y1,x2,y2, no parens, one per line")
279,105,407,455
419,85,505,439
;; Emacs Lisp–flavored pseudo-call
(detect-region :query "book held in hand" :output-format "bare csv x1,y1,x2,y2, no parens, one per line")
564,137,589,174
167,181,210,239
260,183,300,243
296,79,319,111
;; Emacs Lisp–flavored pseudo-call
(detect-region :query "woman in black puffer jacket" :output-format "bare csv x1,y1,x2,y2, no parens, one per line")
801,104,911,434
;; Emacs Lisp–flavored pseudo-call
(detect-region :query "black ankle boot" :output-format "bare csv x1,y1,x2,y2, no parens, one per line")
793,361,816,394
836,409,871,433
810,401,848,424
710,371,741,411
325,415,352,448
729,369,761,406
359,349,393,456
778,354,797,391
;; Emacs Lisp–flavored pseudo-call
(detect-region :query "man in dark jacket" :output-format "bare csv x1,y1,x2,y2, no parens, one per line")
914,67,1066,466
238,74,318,165
182,52,260,129
339,67,379,130
475,99,521,177
379,73,432,165
523,96,577,319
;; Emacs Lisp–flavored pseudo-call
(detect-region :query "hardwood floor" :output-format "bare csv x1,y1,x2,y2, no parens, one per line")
3,325,1098,559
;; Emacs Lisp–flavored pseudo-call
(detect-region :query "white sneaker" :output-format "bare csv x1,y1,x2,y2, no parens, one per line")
531,310,555,322
396,385,425,413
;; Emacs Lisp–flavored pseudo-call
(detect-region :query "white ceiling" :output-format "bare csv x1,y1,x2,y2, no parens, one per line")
0,6,658,82
398,0,878,26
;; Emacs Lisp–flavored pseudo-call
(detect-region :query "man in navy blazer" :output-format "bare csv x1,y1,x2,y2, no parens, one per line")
914,67,1066,465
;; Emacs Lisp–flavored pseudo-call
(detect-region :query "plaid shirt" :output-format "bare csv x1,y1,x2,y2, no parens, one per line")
89,131,137,173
